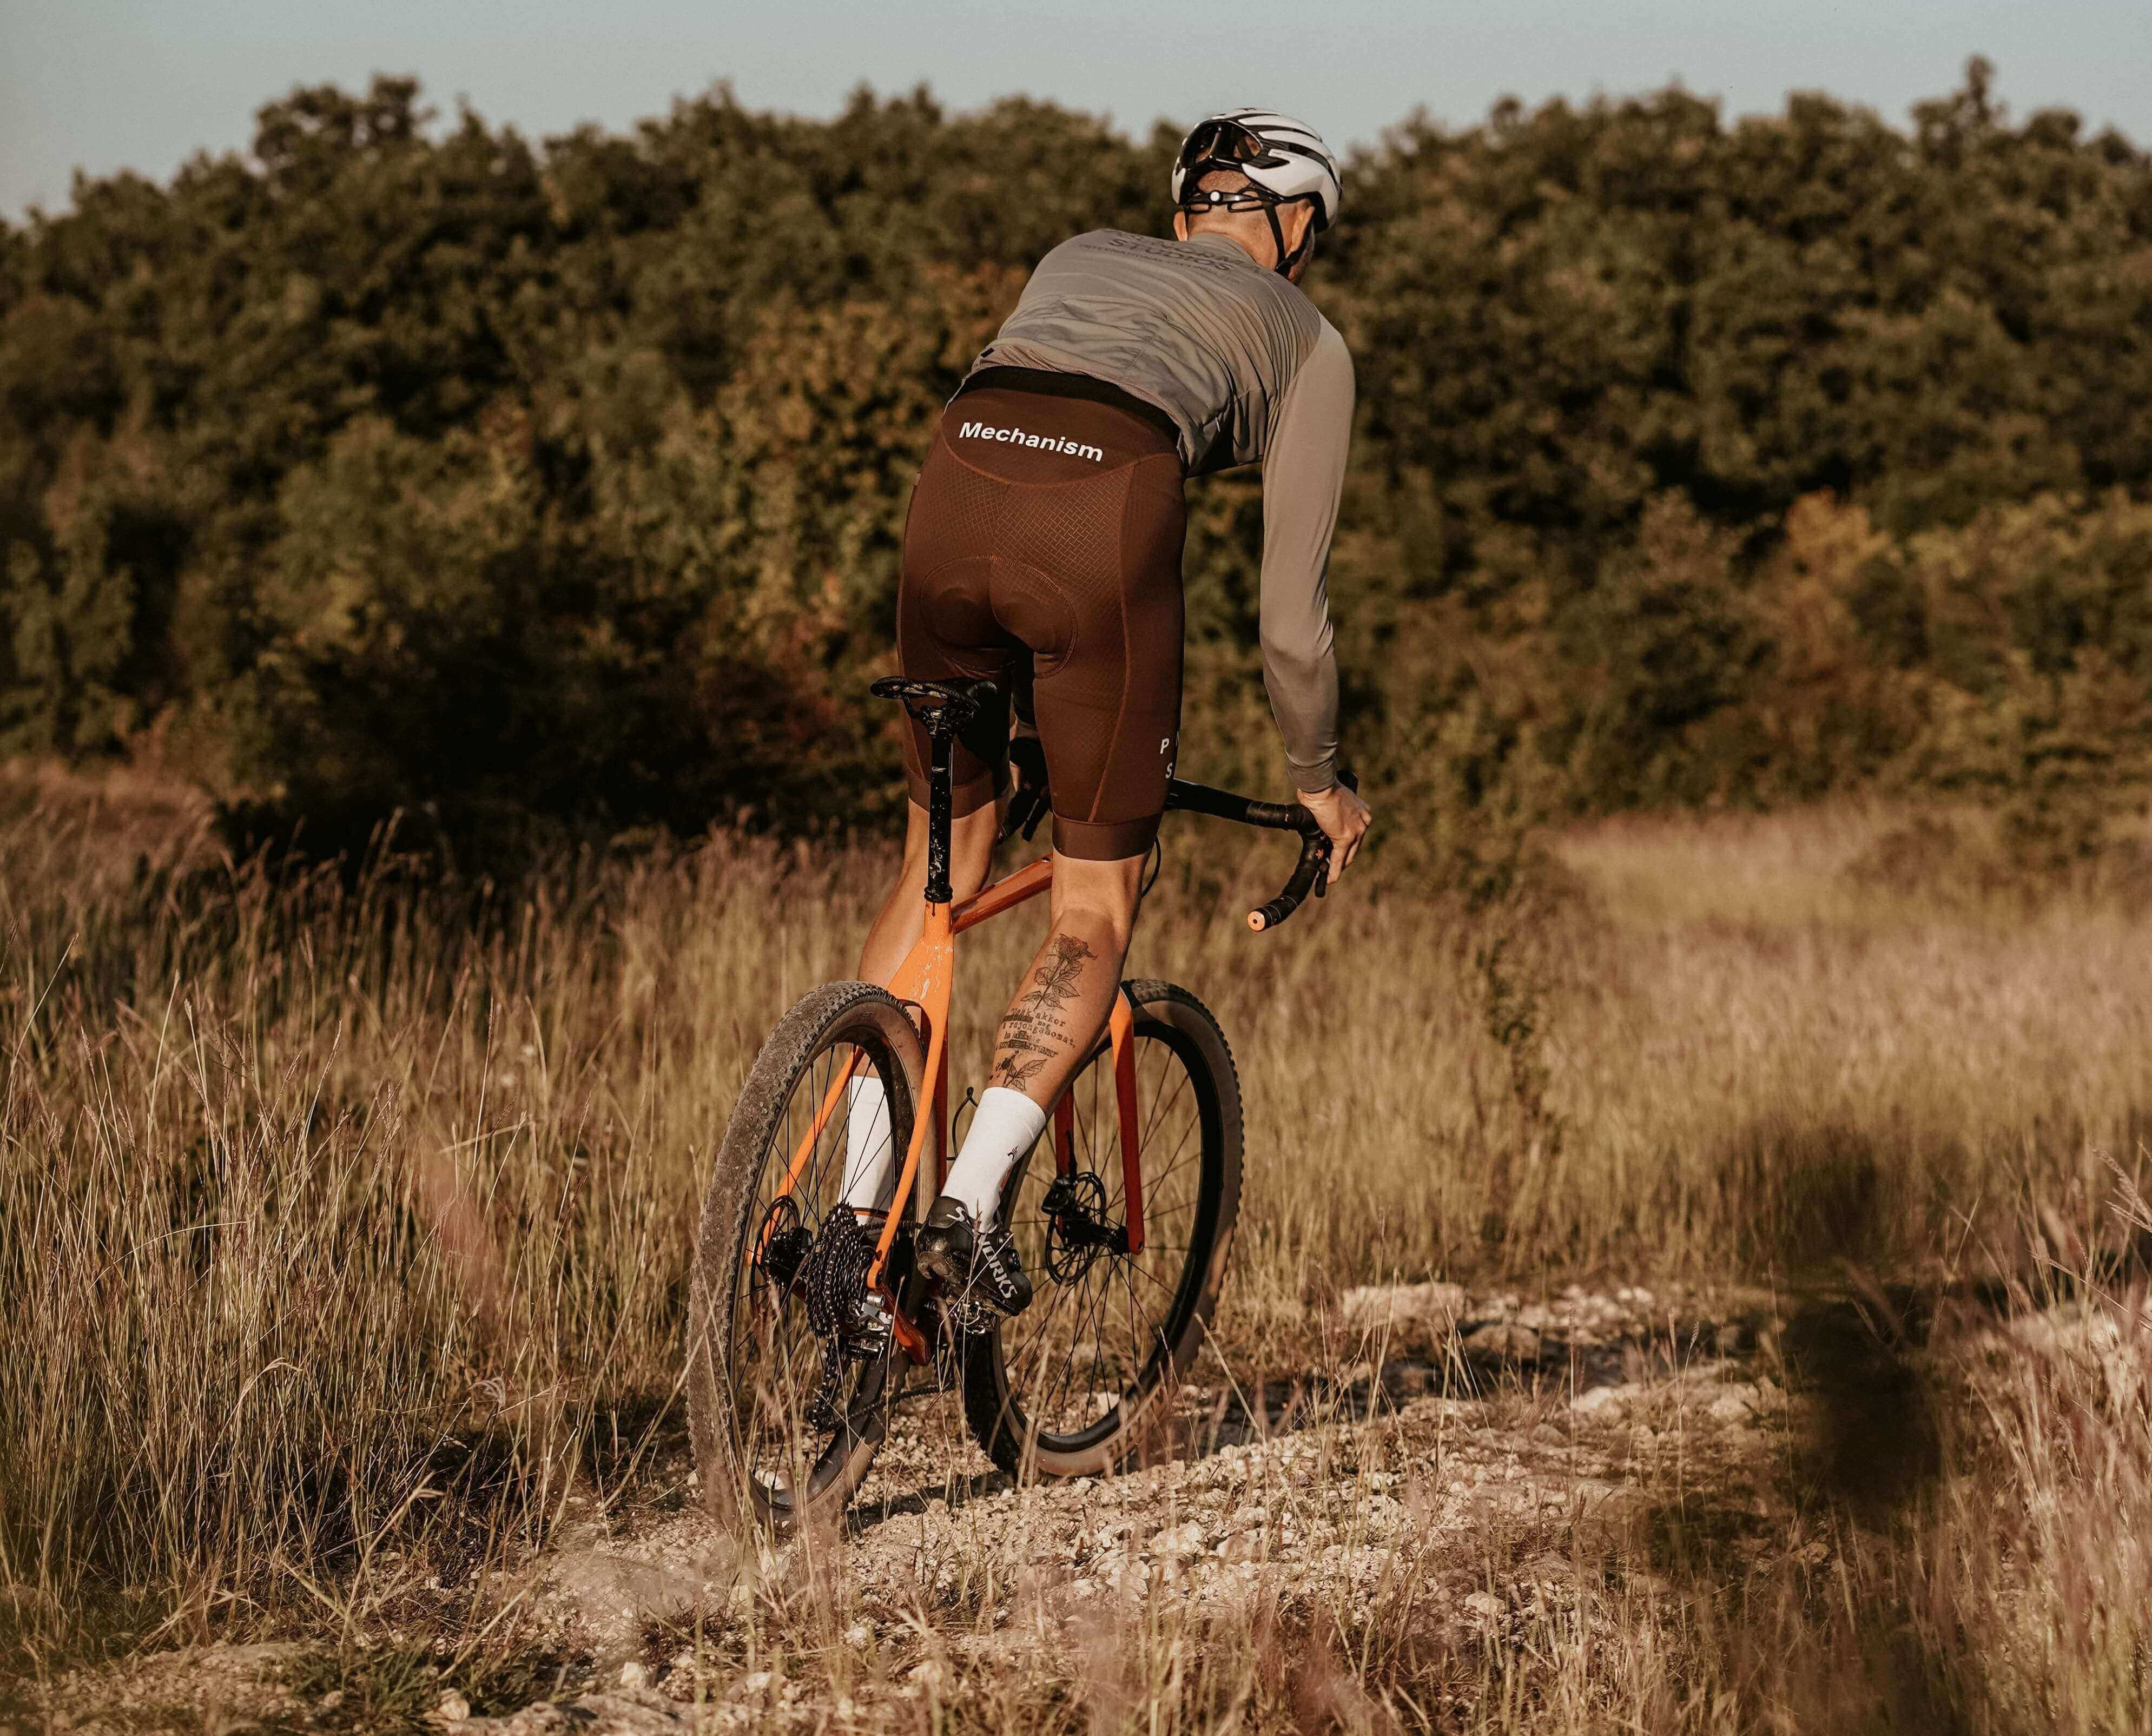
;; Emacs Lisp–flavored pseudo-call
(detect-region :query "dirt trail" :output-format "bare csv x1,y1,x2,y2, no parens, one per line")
34,1284,1806,1733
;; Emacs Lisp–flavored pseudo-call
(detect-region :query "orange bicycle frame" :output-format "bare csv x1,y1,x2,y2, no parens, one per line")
864,856,1146,1286
761,847,1146,1316
765,680,1151,1355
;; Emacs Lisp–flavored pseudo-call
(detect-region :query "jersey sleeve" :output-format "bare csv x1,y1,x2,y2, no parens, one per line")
1258,320,1354,793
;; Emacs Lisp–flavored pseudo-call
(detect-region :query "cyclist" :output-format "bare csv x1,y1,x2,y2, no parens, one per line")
844,109,1372,1315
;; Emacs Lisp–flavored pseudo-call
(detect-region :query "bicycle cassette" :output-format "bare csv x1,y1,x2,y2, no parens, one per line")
799,1210,890,1431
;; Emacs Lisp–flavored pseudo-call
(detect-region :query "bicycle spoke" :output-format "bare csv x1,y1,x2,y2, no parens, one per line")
1047,1267,1113,1428
1036,1282,1085,1427
1120,1257,1180,1297
1049,1270,1108,1422
1139,1062,1192,1152
1143,1109,1201,1191
1006,1255,1085,1392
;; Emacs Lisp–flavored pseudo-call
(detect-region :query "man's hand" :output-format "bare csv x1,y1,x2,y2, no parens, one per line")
1297,781,1372,887
1004,731,1051,843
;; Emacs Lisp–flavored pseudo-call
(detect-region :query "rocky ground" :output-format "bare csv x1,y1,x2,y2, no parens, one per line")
19,1282,1824,1734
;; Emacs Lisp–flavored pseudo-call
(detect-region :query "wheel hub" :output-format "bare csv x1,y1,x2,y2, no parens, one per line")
1042,1170,1126,1283
754,1196,810,1298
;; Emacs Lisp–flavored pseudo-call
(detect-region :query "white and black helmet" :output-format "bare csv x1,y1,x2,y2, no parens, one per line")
1172,108,1342,274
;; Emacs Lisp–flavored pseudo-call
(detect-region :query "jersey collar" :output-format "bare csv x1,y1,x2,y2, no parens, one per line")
1177,232,1266,269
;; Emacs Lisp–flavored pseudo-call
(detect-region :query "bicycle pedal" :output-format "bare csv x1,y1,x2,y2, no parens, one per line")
940,1293,1001,1337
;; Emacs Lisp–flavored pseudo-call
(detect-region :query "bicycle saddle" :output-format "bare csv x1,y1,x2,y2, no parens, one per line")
869,676,1000,735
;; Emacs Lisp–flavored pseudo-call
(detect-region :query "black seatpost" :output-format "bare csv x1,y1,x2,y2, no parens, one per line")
868,676,991,907
925,729,956,906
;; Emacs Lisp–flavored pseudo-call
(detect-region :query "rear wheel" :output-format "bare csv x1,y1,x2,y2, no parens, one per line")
686,982,928,1532
962,980,1241,1477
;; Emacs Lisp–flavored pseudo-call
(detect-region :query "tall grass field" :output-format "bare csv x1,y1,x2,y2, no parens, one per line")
3,765,2150,1731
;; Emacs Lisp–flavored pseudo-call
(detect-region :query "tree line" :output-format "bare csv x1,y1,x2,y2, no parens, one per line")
2,60,2148,862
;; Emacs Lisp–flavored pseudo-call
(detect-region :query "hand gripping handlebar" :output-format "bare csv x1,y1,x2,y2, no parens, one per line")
1164,769,1357,932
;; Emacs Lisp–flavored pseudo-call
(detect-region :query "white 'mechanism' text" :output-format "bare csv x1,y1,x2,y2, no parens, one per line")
958,420,1104,463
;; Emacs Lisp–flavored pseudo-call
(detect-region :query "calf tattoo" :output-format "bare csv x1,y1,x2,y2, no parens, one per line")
990,934,1097,1092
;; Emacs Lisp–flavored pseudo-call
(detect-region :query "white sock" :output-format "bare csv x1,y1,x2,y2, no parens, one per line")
839,1075,894,1212
941,1087,1049,1228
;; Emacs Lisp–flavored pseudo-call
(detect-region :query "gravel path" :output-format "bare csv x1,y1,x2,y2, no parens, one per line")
28,1284,1808,1734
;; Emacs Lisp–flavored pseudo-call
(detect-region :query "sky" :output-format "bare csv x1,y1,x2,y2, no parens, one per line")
5,0,2150,221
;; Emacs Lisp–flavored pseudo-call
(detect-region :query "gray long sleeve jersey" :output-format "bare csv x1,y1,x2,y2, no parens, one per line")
965,229,1356,791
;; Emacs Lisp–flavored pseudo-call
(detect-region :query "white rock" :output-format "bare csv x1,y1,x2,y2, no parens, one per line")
1464,1322,1541,1362
617,1660,649,1689
1342,1282,1468,1337
1572,1383,1637,1417
1708,1386,1759,1423
431,1689,471,1725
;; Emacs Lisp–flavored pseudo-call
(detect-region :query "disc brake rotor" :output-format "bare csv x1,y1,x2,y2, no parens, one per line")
1042,1169,1115,1284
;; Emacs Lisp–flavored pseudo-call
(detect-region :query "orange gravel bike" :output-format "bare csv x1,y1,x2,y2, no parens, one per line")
686,677,1345,1530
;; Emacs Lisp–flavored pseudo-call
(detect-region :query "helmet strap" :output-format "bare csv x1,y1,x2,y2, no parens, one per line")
1269,199,1317,277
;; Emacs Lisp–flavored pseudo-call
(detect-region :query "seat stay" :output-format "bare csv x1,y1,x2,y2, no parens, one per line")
1053,1093,1076,1177
770,1047,865,1213
869,901,956,1290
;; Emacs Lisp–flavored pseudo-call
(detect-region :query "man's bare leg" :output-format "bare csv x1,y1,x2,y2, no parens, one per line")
840,797,999,1211
983,850,1145,1111
934,850,1144,1219
855,806,1140,1101
917,847,1145,1309
856,797,1000,985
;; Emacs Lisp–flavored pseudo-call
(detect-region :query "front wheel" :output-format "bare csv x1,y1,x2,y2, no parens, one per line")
963,980,1242,1477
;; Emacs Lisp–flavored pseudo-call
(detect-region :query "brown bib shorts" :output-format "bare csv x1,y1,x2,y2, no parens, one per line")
897,368,1186,861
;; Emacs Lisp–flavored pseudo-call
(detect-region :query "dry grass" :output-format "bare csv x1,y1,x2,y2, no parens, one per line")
3,770,2151,1731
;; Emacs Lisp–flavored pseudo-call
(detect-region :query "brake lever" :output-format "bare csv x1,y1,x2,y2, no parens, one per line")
1312,767,1356,900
